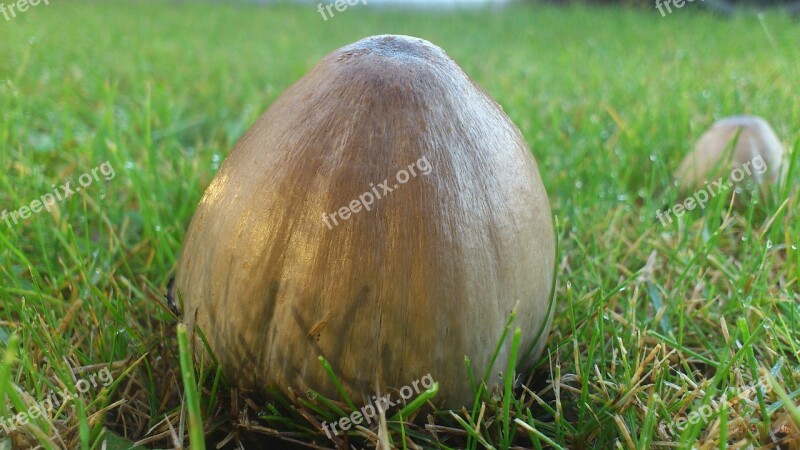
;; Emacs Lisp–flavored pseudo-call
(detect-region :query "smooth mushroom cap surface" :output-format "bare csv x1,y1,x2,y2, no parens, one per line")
175,35,556,408
676,115,784,192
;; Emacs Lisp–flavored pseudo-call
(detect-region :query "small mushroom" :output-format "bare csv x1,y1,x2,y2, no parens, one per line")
676,115,784,193
174,35,556,408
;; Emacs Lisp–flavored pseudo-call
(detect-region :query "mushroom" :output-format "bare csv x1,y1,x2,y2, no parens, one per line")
676,115,784,193
174,35,556,409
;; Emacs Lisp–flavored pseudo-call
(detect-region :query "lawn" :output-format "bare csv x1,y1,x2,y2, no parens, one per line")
0,1,798,449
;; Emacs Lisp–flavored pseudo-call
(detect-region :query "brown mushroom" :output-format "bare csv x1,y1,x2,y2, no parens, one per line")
174,35,556,409
676,115,784,193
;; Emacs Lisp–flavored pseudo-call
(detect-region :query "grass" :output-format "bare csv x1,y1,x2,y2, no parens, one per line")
0,0,799,448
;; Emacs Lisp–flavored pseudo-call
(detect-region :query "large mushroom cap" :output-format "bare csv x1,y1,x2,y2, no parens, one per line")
175,34,556,408
676,115,784,192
